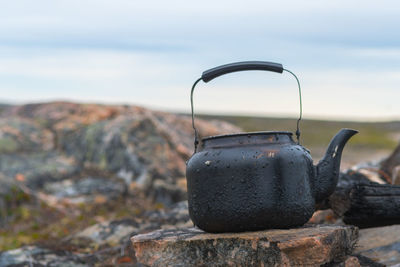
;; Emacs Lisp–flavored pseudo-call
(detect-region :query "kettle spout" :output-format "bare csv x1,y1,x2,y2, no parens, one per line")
314,128,358,203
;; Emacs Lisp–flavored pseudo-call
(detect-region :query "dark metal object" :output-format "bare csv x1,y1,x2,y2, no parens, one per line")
186,61,358,233
319,171,400,229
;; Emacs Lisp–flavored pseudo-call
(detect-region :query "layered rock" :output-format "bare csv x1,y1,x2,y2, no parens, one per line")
0,102,240,208
132,225,358,266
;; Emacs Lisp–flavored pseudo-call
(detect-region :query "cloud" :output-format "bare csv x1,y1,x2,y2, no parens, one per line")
0,0,400,120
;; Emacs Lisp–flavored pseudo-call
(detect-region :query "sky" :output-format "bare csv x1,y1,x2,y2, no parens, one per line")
1,0,400,121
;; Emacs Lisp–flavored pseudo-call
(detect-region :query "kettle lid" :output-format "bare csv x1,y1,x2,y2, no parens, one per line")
200,131,294,148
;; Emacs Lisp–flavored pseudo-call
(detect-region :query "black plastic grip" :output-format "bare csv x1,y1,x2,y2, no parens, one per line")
201,61,284,83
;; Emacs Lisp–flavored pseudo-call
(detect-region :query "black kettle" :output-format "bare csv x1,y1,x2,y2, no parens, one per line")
186,61,358,233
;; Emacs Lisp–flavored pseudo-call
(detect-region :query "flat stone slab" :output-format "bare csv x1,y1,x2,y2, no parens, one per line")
355,224,400,266
131,225,358,267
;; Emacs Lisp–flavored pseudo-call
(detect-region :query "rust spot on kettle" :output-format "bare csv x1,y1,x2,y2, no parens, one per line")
258,150,278,159
252,149,280,159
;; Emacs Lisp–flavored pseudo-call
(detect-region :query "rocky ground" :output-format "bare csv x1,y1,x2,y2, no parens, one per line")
0,102,239,266
0,102,399,266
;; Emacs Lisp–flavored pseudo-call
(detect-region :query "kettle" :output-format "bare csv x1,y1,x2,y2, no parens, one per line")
186,61,358,233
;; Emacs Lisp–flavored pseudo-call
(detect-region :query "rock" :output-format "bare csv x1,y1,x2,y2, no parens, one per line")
381,144,400,183
0,117,54,153
0,103,10,115
0,152,79,189
350,161,388,184
342,256,361,267
65,219,141,266
0,102,242,264
354,224,400,266
43,176,127,204
131,225,358,266
308,209,340,225
0,102,240,206
325,255,385,267
57,111,238,204
70,219,139,248
0,152,80,216
65,201,190,265
69,201,190,249
0,245,88,267
391,165,400,185
143,201,191,230
325,256,362,267
353,255,386,267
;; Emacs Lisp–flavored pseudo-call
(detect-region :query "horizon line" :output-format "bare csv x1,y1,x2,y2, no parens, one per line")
2,98,400,123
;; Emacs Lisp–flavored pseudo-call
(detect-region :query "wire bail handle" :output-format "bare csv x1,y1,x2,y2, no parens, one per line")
190,61,303,152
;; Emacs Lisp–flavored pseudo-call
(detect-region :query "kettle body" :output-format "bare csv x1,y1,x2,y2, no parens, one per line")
186,132,315,233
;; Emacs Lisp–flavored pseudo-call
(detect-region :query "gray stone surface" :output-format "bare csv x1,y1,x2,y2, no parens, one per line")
0,246,88,267
70,218,140,248
0,152,79,189
43,176,127,204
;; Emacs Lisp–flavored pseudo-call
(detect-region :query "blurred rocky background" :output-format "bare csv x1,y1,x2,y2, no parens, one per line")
1,102,400,266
